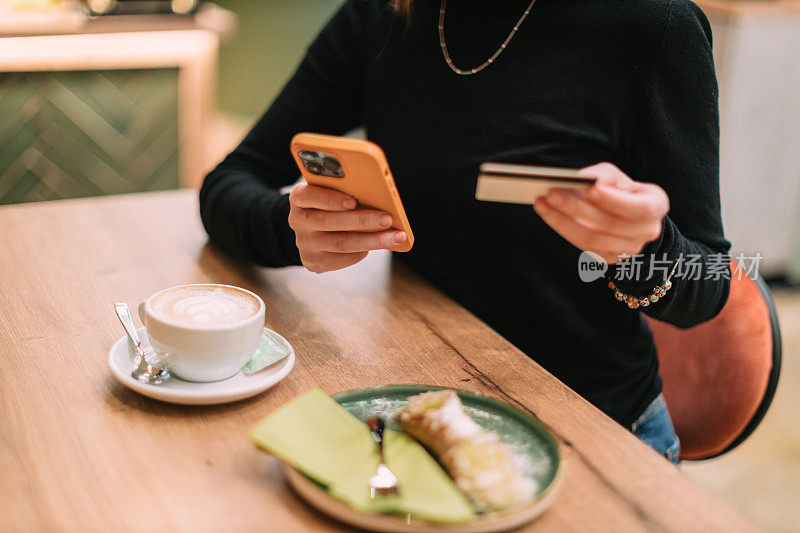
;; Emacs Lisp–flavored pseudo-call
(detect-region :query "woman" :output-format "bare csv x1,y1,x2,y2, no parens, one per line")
200,0,730,464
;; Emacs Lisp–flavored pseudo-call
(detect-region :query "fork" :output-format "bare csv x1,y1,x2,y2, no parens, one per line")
366,416,399,498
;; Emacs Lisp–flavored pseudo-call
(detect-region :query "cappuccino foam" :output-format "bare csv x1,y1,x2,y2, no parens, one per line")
151,286,260,326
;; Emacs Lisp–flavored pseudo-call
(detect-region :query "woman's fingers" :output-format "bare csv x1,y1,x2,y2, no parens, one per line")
544,189,661,241
546,189,625,233
303,208,393,231
535,162,669,263
290,182,357,211
317,230,407,253
533,199,645,260
303,251,369,274
289,182,400,274
578,162,669,221
578,162,634,190
587,183,669,221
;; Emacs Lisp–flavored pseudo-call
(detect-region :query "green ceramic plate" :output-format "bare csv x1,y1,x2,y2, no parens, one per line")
333,385,561,501
285,385,562,532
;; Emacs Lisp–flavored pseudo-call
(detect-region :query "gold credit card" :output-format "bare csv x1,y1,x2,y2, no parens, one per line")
475,162,596,204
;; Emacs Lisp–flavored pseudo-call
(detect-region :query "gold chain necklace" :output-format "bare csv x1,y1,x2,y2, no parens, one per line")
438,0,537,75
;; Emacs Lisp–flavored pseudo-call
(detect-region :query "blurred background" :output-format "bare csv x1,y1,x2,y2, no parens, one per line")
1,0,798,529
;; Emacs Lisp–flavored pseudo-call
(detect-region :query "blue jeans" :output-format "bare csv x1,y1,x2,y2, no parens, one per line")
630,393,681,465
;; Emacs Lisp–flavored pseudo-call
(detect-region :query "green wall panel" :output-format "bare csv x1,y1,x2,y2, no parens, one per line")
0,68,179,205
214,0,344,119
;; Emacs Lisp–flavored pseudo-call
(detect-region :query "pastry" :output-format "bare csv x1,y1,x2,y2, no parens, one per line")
397,390,536,512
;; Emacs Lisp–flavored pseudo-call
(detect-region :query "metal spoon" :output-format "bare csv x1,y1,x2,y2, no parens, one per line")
114,303,170,385
366,416,399,497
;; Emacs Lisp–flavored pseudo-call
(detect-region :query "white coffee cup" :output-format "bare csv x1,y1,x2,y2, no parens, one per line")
138,283,266,382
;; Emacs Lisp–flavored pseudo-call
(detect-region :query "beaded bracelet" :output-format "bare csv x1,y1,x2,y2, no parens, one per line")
607,260,680,309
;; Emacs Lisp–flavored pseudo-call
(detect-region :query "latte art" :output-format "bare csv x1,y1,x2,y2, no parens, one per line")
151,286,260,326
172,294,243,324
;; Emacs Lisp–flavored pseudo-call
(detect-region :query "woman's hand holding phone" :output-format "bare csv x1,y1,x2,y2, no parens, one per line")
533,162,669,265
288,182,408,274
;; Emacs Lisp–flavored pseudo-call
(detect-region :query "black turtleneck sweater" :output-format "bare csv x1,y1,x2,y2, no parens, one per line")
199,0,730,426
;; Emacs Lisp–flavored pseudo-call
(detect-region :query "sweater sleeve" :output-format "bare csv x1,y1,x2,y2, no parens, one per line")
610,0,731,328
199,0,369,266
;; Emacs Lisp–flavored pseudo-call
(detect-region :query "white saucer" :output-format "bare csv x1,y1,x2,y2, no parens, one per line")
108,327,295,405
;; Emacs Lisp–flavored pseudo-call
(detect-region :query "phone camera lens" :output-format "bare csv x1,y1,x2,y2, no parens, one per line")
305,162,325,175
320,157,342,173
298,151,319,161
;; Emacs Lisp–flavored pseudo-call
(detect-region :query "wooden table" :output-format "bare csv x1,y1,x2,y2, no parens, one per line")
0,191,756,532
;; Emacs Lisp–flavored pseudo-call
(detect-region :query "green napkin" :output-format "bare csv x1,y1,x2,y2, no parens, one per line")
250,388,475,523
242,330,292,375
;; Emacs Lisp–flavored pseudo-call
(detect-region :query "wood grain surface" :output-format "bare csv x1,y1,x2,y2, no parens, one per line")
0,191,757,532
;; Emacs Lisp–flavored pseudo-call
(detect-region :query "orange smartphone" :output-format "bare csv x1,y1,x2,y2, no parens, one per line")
290,133,414,252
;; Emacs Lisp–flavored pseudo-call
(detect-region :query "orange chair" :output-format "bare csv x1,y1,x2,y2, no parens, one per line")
645,260,782,460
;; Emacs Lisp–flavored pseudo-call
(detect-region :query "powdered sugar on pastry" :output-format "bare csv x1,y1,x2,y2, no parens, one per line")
398,390,537,512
